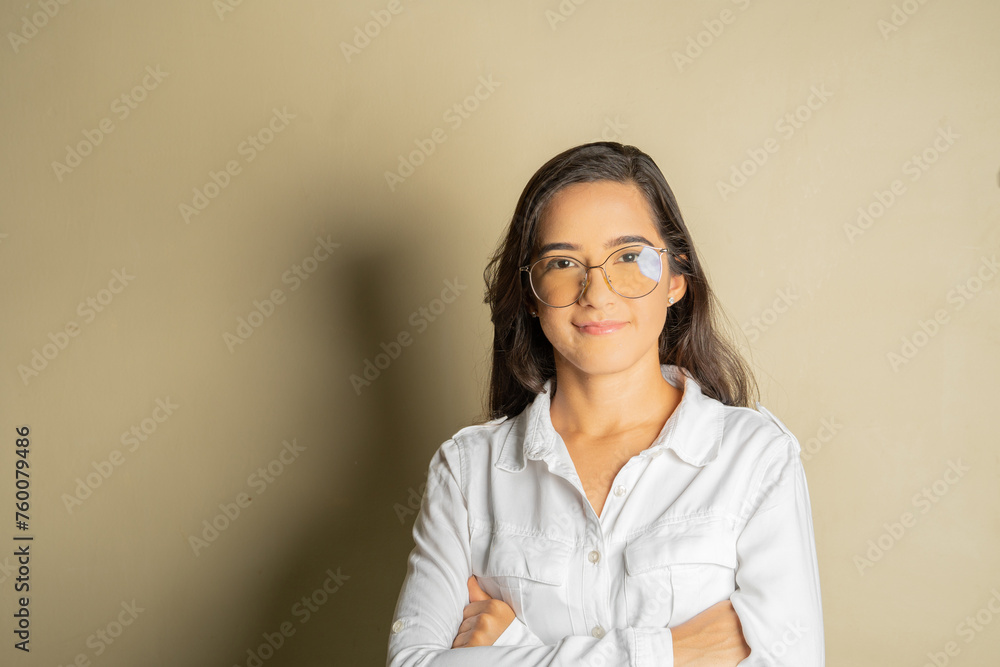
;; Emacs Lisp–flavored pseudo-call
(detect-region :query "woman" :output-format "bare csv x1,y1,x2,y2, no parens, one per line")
387,142,824,666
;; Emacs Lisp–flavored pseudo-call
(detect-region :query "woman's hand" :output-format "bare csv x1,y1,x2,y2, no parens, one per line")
671,599,751,666
451,575,516,648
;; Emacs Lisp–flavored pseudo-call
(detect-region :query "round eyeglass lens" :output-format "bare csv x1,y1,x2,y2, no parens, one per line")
530,245,664,307
605,245,663,296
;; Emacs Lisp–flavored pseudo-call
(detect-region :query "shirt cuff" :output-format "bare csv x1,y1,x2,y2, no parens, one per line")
492,616,545,647
632,627,674,667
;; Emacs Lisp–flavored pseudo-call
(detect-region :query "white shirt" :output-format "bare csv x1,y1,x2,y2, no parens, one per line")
387,364,824,666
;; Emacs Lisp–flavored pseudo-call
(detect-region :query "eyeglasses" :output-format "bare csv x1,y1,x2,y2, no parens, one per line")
520,244,672,308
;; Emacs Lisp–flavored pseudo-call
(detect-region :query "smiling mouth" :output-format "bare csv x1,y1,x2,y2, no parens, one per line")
574,321,627,335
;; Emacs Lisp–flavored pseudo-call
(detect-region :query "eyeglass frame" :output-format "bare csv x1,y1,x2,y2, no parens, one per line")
519,243,675,308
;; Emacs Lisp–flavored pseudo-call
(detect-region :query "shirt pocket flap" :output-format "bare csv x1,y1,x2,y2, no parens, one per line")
625,526,737,575
486,532,573,585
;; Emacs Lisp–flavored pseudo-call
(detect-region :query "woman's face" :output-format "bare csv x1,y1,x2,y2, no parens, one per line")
529,180,686,379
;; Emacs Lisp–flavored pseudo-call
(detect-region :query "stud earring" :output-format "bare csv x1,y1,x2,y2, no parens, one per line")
668,296,675,305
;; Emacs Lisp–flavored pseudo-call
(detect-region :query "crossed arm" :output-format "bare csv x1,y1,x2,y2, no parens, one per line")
455,573,750,665
387,437,824,667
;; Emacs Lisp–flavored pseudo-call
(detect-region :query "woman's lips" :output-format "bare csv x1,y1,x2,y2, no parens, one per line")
574,320,627,334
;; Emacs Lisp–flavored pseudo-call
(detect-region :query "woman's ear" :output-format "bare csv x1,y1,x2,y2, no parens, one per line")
668,254,688,304
524,288,539,317
669,276,687,305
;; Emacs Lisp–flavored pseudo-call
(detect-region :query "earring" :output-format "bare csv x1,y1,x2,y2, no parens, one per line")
530,310,538,317
668,297,675,305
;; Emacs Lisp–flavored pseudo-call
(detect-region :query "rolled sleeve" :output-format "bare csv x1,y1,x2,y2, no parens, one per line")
731,438,825,666
492,616,544,647
634,627,675,667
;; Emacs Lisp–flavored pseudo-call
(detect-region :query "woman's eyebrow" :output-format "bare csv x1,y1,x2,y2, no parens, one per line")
536,235,655,255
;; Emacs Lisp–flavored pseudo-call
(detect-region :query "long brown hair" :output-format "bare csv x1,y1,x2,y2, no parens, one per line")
481,141,758,420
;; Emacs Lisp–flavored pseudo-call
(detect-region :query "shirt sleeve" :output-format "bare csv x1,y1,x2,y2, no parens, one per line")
731,435,825,666
386,438,677,667
491,616,544,647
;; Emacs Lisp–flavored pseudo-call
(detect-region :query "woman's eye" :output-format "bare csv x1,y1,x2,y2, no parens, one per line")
618,252,640,263
545,258,575,270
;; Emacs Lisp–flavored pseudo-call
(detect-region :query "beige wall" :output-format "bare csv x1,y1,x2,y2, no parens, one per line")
1,1,998,665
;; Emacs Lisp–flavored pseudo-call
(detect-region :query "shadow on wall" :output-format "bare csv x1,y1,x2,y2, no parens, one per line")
217,197,482,666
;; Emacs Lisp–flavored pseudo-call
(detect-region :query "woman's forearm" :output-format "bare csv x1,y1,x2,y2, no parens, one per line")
670,600,750,667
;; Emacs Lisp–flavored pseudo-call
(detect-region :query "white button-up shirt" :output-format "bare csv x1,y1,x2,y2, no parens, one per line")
387,364,824,666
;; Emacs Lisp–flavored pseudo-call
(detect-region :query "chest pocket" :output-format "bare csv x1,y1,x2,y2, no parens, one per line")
482,531,574,643
624,519,737,628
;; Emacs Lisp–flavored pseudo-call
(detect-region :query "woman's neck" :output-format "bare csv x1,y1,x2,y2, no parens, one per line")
548,357,683,442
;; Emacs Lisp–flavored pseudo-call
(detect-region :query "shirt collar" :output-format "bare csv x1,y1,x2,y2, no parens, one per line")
496,364,724,473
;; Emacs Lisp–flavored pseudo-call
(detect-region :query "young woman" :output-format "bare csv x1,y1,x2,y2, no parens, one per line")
387,142,824,666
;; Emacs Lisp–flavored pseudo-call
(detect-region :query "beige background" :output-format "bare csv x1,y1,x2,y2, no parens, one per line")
1,1,998,665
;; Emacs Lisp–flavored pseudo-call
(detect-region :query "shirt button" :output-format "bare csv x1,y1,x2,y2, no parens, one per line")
588,549,601,564
614,485,626,497
391,619,403,634
592,624,605,638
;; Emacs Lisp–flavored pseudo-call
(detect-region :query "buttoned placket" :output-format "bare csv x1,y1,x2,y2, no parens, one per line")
513,369,683,648
529,436,604,641
541,432,659,643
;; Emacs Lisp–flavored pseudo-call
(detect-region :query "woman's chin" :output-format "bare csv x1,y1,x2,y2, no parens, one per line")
556,351,647,380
